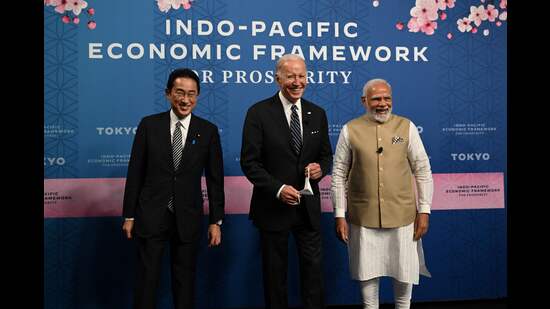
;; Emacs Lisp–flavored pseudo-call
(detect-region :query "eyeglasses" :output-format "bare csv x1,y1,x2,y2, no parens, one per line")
172,91,197,99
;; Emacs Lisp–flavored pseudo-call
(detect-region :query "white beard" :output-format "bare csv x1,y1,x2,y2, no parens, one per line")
368,109,392,123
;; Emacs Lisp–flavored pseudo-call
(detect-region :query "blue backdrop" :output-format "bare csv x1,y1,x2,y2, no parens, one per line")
44,0,507,308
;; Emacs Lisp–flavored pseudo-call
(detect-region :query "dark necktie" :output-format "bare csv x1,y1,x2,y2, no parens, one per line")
172,122,183,170
168,121,183,212
290,104,302,155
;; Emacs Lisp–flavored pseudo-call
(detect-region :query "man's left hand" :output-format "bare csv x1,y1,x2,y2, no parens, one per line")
208,224,221,247
305,163,322,180
413,213,429,241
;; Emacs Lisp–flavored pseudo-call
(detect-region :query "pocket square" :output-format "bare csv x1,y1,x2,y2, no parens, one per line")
392,136,405,144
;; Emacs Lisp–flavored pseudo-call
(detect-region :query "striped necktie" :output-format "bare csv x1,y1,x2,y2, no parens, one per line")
168,121,183,212
290,104,302,155
172,121,183,170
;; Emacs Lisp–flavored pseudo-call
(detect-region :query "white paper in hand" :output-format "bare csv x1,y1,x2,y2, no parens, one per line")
300,167,314,196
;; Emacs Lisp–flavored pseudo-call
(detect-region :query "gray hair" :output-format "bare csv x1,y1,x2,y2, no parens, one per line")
363,78,392,97
275,54,306,75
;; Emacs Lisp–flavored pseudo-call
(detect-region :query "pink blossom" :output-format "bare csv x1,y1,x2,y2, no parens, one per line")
420,20,437,35
471,27,478,34
496,21,502,27
407,17,421,33
87,8,95,15
499,11,507,21
65,0,88,16
410,0,438,22
444,0,455,9
457,17,472,33
170,0,185,10
435,0,455,10
44,0,61,6
486,4,499,22
54,0,68,14
157,0,172,12
61,15,70,24
447,32,453,40
499,0,507,10
87,21,96,30
440,12,447,20
183,1,192,10
73,16,80,24
469,5,488,27
396,22,404,31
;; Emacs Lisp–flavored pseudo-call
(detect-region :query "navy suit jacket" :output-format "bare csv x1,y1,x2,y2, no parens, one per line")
240,93,332,231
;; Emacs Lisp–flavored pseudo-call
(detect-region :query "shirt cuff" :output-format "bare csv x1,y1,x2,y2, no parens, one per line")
417,204,431,214
216,220,222,226
276,185,285,199
334,209,346,218
124,218,135,221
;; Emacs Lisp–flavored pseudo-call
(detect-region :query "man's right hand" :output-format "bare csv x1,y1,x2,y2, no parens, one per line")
335,217,349,244
279,185,301,205
122,220,134,239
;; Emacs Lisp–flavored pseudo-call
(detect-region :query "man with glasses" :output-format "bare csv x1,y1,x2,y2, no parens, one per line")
331,78,432,309
122,68,225,309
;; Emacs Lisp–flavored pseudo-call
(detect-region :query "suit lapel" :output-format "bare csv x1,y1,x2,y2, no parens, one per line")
177,114,199,173
159,112,174,170
300,101,313,158
271,94,296,157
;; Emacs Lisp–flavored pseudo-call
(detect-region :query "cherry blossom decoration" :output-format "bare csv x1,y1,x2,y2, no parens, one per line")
456,0,507,36
44,0,97,30
389,0,507,40
157,0,194,12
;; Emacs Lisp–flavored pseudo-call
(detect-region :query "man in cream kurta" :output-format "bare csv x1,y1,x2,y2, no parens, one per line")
331,79,433,309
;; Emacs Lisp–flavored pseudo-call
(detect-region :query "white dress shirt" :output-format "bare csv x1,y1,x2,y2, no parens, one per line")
276,91,304,199
170,109,191,146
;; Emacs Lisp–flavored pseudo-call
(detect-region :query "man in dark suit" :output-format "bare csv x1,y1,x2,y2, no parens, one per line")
122,68,224,309
240,54,333,309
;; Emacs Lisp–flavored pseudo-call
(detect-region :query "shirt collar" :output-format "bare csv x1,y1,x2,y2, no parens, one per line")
278,91,301,112
170,109,191,129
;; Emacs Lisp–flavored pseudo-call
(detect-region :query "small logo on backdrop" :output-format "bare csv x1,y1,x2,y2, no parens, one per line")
450,153,490,161
44,191,73,205
96,127,137,136
44,157,66,166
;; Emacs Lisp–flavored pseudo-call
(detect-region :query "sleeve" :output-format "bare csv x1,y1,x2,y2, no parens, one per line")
122,118,148,218
240,107,284,197
316,109,334,180
407,121,433,214
331,125,352,218
205,125,225,224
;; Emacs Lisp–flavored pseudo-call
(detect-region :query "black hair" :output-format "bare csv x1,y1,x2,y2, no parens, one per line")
165,68,200,94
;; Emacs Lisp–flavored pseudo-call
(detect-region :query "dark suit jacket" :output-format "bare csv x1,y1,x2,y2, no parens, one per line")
240,93,332,231
123,112,224,242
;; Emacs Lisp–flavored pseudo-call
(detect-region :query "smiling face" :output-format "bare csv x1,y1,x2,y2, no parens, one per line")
276,57,307,103
363,82,393,123
166,77,198,119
